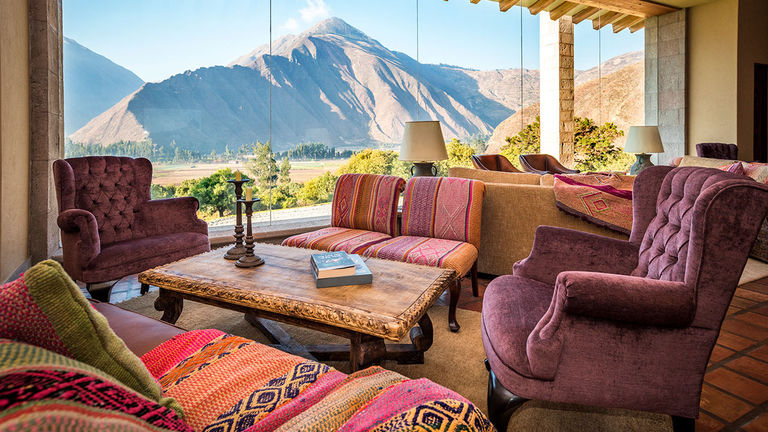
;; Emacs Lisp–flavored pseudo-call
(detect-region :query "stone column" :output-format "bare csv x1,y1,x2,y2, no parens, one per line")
645,10,686,165
539,14,575,167
29,0,64,263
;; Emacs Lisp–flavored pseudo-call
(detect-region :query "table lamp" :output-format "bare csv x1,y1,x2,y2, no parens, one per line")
625,126,664,175
400,121,448,176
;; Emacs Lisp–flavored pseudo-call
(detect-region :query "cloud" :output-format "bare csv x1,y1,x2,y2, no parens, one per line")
282,17,299,32
299,0,330,23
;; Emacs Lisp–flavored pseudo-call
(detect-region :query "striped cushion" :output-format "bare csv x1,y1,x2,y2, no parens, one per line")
331,174,406,236
363,236,478,276
282,227,392,254
140,331,494,432
0,340,191,431
401,177,485,247
0,260,179,414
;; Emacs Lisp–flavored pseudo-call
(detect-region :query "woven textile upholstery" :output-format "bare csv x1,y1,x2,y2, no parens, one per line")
282,227,392,254
0,340,191,431
401,176,485,248
0,260,180,415
141,330,493,432
553,173,635,235
363,236,479,276
331,173,406,236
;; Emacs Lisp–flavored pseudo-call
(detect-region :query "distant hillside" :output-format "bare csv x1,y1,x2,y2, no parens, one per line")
486,59,644,153
63,37,144,135
69,18,642,154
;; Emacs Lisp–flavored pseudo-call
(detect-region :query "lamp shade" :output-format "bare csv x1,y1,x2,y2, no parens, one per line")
399,121,448,162
624,126,665,154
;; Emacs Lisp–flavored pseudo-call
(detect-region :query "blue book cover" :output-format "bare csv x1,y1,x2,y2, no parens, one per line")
310,251,357,278
312,254,372,288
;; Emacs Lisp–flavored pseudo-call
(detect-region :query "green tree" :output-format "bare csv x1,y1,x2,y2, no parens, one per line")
336,149,409,178
150,184,176,200
279,157,292,184
434,138,476,176
175,168,235,217
246,141,279,192
499,117,541,170
297,172,338,205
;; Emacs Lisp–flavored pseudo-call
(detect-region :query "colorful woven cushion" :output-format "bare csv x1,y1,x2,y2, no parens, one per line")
363,236,478,276
0,340,191,431
141,330,493,432
0,260,180,415
282,227,391,254
331,173,406,236
401,176,485,247
718,162,746,175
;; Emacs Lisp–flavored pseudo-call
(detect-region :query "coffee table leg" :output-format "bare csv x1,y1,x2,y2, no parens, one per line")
410,313,434,352
154,289,183,324
449,278,461,332
350,333,386,372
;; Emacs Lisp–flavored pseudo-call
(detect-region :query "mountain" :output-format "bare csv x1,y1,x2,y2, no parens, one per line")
63,37,144,135
70,18,535,151
70,18,642,153
485,60,644,153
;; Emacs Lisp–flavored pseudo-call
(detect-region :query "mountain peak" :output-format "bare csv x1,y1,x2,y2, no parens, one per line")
305,17,369,41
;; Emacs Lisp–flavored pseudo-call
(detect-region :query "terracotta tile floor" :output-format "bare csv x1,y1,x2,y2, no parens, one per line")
89,273,768,431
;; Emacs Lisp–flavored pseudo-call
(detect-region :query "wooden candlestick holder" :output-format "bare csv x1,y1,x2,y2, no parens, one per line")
236,198,264,268
224,178,249,260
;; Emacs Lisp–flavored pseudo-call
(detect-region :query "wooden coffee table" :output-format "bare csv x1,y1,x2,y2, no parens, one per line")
138,244,455,371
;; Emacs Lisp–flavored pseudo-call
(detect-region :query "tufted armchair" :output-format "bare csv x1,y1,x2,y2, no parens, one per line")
481,166,768,432
53,156,210,301
471,154,522,173
519,153,579,175
695,142,738,160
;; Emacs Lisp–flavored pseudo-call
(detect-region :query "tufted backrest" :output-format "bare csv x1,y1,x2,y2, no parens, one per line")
401,176,485,247
331,173,406,237
53,156,153,245
696,142,738,160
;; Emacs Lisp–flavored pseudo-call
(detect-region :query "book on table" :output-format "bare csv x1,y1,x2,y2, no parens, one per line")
310,253,372,288
310,251,356,278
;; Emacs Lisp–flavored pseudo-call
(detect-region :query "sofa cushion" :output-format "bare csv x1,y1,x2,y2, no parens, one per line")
362,236,478,276
0,340,190,431
0,260,180,414
678,155,738,168
282,227,392,254
92,232,210,270
93,301,185,358
140,330,493,432
331,173,406,236
401,176,485,247
481,274,553,378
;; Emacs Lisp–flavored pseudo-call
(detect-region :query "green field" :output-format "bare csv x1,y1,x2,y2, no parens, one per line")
151,159,347,186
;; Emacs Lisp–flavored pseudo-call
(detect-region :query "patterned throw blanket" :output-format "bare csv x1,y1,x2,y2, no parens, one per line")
553,173,635,235
141,330,494,432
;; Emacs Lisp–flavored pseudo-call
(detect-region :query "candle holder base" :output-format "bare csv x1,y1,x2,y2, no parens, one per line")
236,254,264,268
224,246,247,260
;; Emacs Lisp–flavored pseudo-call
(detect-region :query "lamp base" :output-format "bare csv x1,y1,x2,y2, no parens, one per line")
411,162,437,177
630,153,655,175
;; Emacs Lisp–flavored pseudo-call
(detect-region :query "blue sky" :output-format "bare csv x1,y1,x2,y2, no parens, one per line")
63,0,644,83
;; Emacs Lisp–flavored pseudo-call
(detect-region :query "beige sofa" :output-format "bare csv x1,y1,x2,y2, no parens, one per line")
448,167,628,276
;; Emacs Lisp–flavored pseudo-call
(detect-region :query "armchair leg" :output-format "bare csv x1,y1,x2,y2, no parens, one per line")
448,278,461,332
140,283,150,295
487,367,527,432
471,261,479,297
671,416,695,432
86,282,114,303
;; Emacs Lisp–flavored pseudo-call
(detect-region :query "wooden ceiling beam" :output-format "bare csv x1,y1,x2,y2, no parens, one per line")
629,20,646,32
549,1,578,20
470,0,481,3
572,6,599,24
556,0,678,18
612,14,644,33
592,11,621,30
499,0,522,12
528,0,557,15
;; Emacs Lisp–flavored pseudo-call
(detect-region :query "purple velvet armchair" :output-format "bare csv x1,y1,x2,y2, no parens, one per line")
481,166,768,432
53,156,210,301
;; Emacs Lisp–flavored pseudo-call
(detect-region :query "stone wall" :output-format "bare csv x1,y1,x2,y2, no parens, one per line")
540,14,575,167
645,10,687,166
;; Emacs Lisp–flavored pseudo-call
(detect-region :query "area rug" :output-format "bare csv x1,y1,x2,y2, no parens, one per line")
117,293,671,432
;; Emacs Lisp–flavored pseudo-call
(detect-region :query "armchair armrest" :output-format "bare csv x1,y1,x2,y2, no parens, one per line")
57,209,101,267
513,226,639,285
558,271,695,327
526,270,694,379
137,197,208,237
